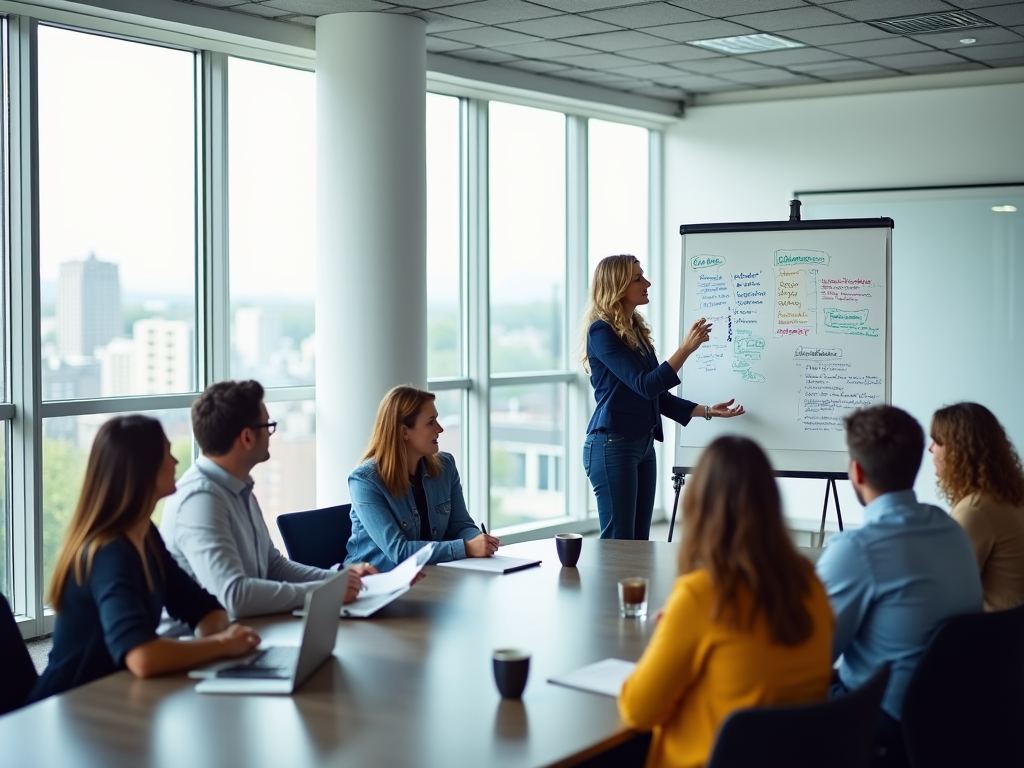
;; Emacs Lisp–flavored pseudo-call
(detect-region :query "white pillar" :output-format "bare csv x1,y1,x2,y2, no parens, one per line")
315,13,427,504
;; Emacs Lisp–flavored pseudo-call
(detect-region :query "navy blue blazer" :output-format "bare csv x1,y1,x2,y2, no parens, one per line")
586,319,696,441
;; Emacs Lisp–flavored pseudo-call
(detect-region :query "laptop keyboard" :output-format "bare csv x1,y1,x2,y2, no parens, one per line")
217,646,298,680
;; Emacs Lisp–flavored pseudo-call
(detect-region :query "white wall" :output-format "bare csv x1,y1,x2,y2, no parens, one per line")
660,81,1024,531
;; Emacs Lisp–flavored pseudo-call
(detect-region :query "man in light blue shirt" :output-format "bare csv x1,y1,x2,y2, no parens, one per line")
816,405,982,763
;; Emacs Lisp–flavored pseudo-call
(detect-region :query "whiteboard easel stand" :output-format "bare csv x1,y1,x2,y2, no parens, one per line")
667,467,844,548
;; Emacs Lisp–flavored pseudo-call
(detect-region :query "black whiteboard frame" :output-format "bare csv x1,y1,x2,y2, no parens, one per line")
680,217,894,235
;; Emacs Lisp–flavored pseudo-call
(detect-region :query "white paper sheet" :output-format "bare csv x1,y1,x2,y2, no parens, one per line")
548,658,637,698
436,555,540,574
358,542,436,597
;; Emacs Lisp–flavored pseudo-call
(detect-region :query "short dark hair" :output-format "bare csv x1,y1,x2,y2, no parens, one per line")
192,380,265,456
844,405,924,493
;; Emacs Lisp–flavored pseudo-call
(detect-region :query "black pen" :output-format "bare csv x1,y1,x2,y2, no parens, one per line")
481,522,488,535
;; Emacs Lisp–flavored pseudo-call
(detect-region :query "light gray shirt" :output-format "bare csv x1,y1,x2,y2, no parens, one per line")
160,456,331,618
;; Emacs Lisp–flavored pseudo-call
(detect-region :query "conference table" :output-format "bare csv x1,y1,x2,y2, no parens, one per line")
0,539,823,768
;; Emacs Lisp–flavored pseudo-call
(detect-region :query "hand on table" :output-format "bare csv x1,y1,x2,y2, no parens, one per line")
215,624,261,657
465,533,501,558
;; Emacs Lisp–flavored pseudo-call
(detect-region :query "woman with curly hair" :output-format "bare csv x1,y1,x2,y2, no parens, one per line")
930,402,1024,611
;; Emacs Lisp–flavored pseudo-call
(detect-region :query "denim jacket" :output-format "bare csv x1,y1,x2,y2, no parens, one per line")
345,452,481,571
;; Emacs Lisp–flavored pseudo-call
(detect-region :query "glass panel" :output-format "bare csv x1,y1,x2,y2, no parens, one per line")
588,119,649,276
489,102,566,374
490,383,566,530
42,409,193,599
433,389,464,475
250,400,317,554
38,28,197,400
229,58,316,387
427,93,462,379
0,425,8,600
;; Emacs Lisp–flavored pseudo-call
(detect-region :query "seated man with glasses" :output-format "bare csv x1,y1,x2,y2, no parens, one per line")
161,380,374,618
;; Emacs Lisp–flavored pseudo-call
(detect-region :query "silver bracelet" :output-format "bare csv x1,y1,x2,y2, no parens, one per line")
704,405,712,420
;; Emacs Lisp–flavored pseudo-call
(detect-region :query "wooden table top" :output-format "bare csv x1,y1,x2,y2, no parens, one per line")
1,539,699,768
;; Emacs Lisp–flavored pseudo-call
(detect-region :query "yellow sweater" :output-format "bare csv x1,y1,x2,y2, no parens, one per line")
618,569,834,768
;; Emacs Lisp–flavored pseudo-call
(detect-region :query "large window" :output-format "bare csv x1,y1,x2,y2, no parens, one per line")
228,58,315,388
38,28,197,401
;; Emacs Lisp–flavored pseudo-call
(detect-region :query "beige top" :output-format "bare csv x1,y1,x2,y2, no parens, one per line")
951,493,1024,611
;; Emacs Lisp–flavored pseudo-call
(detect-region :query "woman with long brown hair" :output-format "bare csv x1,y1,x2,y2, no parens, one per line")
29,415,260,703
930,402,1024,610
618,436,833,768
346,385,499,571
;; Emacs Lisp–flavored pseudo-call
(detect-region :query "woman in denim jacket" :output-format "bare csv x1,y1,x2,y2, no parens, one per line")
346,385,500,571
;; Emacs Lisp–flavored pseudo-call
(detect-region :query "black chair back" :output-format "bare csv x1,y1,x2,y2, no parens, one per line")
707,664,890,768
901,604,1024,768
0,594,38,715
276,504,353,570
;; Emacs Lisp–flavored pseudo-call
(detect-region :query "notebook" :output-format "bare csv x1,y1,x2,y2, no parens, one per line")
193,569,347,695
436,555,541,574
548,658,637,698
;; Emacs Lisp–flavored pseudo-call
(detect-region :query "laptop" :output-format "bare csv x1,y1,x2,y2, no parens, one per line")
193,569,347,695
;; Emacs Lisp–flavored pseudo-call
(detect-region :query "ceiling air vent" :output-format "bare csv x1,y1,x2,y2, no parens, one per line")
869,11,994,35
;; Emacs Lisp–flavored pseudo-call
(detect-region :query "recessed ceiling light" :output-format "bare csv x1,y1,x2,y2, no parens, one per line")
960,38,977,44
687,33,804,55
992,205,1018,212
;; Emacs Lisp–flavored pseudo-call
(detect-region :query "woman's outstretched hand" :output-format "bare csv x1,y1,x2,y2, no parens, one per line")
681,317,712,355
710,399,745,418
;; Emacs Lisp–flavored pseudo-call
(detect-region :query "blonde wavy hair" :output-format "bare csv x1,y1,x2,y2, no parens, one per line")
931,402,1024,507
579,254,655,373
362,385,442,498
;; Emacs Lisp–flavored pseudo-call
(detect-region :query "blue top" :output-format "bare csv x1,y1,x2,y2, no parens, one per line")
346,452,481,571
29,526,222,703
585,319,696,441
815,490,983,719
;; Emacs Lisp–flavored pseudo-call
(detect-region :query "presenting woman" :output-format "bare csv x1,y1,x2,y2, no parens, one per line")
346,385,499,572
582,254,743,540
930,402,1024,611
30,416,260,703
619,436,834,768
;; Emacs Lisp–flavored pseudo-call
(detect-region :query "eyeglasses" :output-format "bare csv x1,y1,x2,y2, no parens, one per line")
250,421,277,435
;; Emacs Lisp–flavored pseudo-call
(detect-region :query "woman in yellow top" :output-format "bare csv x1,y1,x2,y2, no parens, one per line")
930,402,1024,611
618,436,834,768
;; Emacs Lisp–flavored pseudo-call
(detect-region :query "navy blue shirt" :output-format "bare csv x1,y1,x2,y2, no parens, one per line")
586,319,696,441
29,526,222,703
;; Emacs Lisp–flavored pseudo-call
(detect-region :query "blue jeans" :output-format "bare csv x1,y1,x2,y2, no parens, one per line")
583,430,657,540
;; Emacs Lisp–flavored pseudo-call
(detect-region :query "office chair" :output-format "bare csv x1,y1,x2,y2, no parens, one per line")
1,594,38,715
706,663,890,768
276,504,353,570
901,604,1024,768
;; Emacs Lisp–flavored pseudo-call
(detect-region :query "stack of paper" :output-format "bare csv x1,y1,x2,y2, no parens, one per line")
548,658,637,697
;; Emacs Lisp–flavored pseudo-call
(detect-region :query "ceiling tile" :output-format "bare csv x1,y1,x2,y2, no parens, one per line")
528,0,659,11
448,47,520,63
869,50,967,68
787,58,890,74
192,0,251,7
391,0,479,7
548,52,643,68
629,84,689,98
900,61,990,73
944,0,1023,6
655,73,744,89
780,23,892,45
263,0,392,12
426,35,475,51
494,39,595,58
910,27,1022,48
720,68,819,85
668,0,806,15
231,3,293,17
438,0,561,25
502,58,572,72
621,43,722,62
819,0,960,22
584,3,706,28
671,56,757,73
499,15,619,38
957,40,1024,59
284,15,318,25
743,47,848,65
411,11,482,32
560,30,675,51
969,4,1024,25
824,37,934,56
437,26,539,46
613,62,690,78
587,73,651,86
726,6,849,33
645,19,759,43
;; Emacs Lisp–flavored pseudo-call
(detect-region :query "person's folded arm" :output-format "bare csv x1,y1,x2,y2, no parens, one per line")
815,534,872,663
589,322,681,401
349,472,464,567
618,578,705,730
170,490,320,618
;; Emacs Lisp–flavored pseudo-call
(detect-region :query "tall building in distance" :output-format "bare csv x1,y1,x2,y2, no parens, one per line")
133,319,192,394
56,254,122,359
234,307,281,370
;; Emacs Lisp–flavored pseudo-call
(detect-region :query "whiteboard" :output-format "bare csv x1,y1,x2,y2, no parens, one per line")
675,221,892,474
